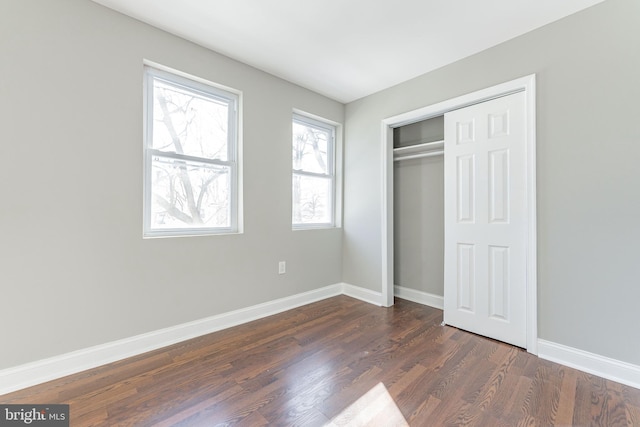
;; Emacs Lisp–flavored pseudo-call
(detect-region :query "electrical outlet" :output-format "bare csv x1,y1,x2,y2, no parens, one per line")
278,261,286,275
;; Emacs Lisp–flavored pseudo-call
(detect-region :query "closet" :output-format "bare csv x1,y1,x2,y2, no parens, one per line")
393,116,445,300
385,77,536,351
390,88,531,349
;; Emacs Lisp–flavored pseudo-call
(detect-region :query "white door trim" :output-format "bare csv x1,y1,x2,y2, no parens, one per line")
381,74,537,354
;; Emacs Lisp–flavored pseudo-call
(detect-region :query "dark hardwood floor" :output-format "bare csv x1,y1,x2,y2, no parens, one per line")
1,296,639,426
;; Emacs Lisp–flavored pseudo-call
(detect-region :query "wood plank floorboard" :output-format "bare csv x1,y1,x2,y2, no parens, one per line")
1,295,639,426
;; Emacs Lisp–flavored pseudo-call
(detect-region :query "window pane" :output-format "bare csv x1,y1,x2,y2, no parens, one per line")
292,121,329,174
150,157,230,229
293,174,331,224
152,79,229,161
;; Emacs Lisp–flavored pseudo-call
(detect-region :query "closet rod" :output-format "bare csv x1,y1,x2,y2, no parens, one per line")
393,140,444,154
394,150,444,162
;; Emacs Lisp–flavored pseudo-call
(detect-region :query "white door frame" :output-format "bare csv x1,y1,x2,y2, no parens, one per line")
381,74,538,354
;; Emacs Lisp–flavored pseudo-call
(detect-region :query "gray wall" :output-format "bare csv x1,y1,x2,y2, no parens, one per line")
343,0,640,365
0,0,343,369
393,116,444,148
394,156,444,296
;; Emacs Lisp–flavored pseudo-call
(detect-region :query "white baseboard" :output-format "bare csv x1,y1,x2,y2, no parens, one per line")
17,285,639,396
538,339,640,390
394,285,444,310
0,283,344,396
341,282,383,306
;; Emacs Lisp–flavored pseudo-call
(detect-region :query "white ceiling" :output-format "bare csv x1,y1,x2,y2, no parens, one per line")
91,0,606,103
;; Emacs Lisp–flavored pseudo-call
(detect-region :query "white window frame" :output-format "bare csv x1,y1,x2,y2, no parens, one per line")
292,113,337,229
143,65,240,237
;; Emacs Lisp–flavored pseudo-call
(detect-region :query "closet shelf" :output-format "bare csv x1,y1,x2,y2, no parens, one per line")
393,140,443,155
393,140,444,161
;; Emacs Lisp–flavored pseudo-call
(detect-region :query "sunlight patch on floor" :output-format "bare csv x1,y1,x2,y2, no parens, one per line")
326,382,408,427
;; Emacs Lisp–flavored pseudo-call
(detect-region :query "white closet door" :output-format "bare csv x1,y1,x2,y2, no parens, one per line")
444,91,527,348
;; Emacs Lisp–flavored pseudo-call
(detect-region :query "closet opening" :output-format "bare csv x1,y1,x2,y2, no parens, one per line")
393,116,445,309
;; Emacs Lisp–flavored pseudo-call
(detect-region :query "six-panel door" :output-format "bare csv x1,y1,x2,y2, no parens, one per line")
443,92,527,348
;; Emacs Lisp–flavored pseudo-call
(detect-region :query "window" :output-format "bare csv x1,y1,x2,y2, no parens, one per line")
144,66,240,237
292,113,336,228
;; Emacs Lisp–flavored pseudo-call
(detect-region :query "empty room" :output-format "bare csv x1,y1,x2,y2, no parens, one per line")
1,0,639,425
